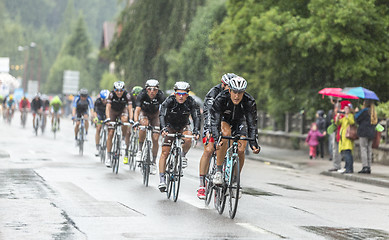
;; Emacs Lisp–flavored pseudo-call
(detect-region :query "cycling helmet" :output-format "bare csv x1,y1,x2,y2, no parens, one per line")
9,94,14,100
229,76,247,92
145,79,159,88
131,86,143,96
35,92,41,98
79,88,88,97
221,73,237,85
113,81,125,90
174,81,190,92
100,89,109,99
41,94,48,100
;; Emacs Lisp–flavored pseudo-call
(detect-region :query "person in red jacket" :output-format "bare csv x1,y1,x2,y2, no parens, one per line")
19,96,30,123
305,123,326,159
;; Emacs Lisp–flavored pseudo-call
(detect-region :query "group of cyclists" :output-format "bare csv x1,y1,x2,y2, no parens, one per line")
71,73,260,200
1,92,63,132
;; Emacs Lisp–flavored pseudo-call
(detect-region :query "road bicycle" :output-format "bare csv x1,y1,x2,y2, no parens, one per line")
98,121,108,164
74,117,87,156
41,112,47,134
51,113,60,139
33,113,41,136
107,119,130,174
137,125,159,186
204,139,217,206
165,132,195,202
128,127,139,171
213,135,256,219
21,109,27,128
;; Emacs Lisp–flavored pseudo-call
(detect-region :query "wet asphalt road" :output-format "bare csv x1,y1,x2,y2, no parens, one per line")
1,113,389,239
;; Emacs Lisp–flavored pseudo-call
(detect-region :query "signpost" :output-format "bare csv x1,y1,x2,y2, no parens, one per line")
62,70,80,95
27,80,38,97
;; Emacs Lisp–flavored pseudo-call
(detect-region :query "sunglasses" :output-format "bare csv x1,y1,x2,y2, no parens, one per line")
147,87,158,91
114,89,124,92
175,92,188,96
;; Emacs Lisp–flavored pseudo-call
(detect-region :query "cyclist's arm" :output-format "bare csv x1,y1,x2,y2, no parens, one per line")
159,99,169,131
245,97,259,150
190,99,201,135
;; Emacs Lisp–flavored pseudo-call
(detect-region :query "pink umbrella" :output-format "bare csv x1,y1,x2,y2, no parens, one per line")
318,88,359,99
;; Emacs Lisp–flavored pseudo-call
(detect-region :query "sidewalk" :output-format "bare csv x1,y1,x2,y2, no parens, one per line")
247,145,389,189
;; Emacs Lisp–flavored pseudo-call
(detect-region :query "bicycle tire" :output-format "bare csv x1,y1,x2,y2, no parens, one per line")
114,135,121,174
142,141,151,186
21,112,26,128
166,153,174,199
79,125,84,156
215,159,227,214
100,128,107,163
53,118,57,139
172,148,182,202
228,155,240,219
129,132,138,171
205,153,217,206
34,116,39,136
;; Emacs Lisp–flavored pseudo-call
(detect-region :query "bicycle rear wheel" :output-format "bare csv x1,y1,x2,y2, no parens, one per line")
113,134,121,174
172,148,182,202
129,133,138,171
228,156,240,219
142,141,151,186
205,153,217,206
100,128,107,163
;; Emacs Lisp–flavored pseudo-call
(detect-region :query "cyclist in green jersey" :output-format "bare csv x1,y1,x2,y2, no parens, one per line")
50,96,63,130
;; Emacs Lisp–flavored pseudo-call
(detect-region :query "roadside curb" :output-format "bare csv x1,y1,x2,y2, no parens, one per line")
247,156,298,169
321,171,389,189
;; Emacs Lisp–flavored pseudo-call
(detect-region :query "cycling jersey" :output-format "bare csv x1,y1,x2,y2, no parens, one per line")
107,90,131,112
19,98,31,109
159,95,201,134
94,97,106,120
31,98,43,112
50,96,62,112
203,83,223,135
43,100,50,110
135,89,165,114
211,90,259,149
73,95,94,116
6,99,15,108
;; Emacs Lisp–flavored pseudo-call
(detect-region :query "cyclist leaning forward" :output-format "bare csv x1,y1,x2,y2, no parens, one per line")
19,95,31,124
50,95,63,130
72,89,94,140
210,76,260,197
93,89,109,156
133,79,165,174
158,81,200,192
196,73,236,199
104,81,133,167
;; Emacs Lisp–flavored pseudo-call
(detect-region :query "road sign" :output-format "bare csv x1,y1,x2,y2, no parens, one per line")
63,70,80,95
27,80,38,97
0,58,10,73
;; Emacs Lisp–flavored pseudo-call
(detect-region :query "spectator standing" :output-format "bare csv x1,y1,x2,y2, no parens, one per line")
305,123,326,159
315,110,326,158
328,99,342,171
355,100,377,174
336,100,355,174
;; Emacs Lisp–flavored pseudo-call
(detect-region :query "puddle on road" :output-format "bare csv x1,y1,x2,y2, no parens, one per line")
242,187,280,197
268,183,311,192
301,226,389,240
20,158,52,162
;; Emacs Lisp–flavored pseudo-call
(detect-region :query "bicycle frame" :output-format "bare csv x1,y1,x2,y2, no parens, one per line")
138,125,159,186
108,120,131,174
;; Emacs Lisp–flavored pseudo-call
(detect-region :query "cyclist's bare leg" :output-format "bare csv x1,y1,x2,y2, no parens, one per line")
107,128,114,153
237,138,248,173
83,114,89,134
152,132,159,162
182,130,193,154
32,113,36,128
139,117,149,149
121,115,129,150
200,142,214,176
216,121,231,166
74,121,80,139
95,124,102,145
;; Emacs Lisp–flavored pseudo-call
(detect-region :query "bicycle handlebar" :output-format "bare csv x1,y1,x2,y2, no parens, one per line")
165,133,196,139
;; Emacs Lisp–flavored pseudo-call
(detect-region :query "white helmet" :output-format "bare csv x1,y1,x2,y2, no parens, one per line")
174,81,190,91
229,76,247,92
221,73,237,85
145,79,159,88
113,81,125,90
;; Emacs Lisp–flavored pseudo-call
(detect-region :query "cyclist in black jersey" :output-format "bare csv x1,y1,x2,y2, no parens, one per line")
196,73,236,199
104,81,133,167
133,79,165,174
31,93,43,129
93,89,109,156
157,81,200,192
211,76,260,197
72,89,94,140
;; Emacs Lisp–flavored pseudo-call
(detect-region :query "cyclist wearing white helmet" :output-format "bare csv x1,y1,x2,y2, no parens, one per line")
196,73,235,199
211,76,260,197
72,88,94,140
104,81,133,167
157,81,201,192
93,89,109,156
132,79,165,172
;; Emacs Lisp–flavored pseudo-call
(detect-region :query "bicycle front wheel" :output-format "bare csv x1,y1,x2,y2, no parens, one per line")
142,141,151,186
79,126,84,156
129,133,138,171
100,128,107,163
228,156,240,219
205,153,217,206
113,134,121,174
172,148,182,202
